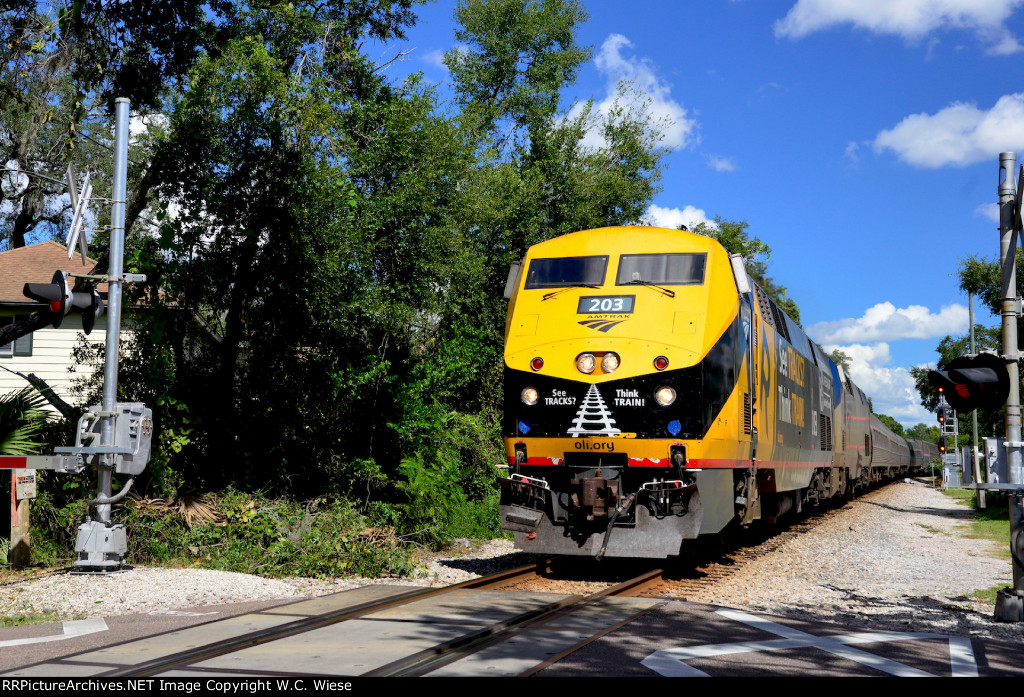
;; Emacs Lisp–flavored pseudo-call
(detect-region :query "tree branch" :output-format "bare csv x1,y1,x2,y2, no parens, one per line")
0,363,80,419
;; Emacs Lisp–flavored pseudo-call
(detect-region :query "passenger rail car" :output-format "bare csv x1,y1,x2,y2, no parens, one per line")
497,226,932,559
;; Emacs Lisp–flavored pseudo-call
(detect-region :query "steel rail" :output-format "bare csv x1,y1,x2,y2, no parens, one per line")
104,559,555,677
370,567,665,677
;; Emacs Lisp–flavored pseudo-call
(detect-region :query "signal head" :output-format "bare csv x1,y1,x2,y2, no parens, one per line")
23,271,72,328
928,353,1009,414
22,273,104,334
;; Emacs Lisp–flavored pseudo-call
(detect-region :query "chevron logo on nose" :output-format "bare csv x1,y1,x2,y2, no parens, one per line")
578,319,626,333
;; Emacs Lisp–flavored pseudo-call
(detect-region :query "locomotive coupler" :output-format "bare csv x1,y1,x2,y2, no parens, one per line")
571,468,620,521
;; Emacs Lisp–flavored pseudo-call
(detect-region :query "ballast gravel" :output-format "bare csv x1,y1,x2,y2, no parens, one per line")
1,479,1021,645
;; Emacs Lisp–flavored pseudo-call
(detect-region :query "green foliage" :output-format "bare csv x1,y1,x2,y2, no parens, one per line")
0,387,49,455
829,348,852,374
28,473,91,565
119,490,414,578
394,408,502,546
874,413,904,437
957,252,1024,319
448,0,591,141
0,0,229,248
1,612,64,628
21,0,672,565
943,489,1010,558
904,423,940,443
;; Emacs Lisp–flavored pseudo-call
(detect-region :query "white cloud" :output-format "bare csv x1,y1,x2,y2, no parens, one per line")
775,0,1024,54
643,204,714,230
807,301,969,344
422,48,449,71
845,141,860,163
569,34,697,151
975,201,1000,222
707,155,737,172
826,342,932,424
874,93,1024,168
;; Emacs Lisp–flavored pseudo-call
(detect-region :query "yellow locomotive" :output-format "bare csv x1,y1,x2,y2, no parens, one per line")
498,226,932,558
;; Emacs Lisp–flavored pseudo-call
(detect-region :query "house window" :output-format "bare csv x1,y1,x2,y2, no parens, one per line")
0,317,32,358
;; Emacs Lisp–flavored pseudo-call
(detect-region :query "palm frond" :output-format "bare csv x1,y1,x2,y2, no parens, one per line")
0,387,51,456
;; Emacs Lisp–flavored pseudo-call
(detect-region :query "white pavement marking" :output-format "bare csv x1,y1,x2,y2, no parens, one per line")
0,618,108,648
640,608,979,677
148,610,220,617
948,637,979,678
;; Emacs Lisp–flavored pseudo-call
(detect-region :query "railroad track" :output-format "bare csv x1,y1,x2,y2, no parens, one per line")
371,565,666,677
99,560,665,678
659,503,854,601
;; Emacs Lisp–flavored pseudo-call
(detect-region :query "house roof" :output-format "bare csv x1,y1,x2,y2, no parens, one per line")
0,240,107,305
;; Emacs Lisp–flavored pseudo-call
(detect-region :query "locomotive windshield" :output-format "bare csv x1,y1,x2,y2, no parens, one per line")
524,255,608,289
616,253,706,286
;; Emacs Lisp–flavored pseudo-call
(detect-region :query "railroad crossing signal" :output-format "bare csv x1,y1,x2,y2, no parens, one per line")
928,353,1010,414
22,270,105,334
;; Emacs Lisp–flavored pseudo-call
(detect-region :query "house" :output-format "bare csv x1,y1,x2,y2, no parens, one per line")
0,241,108,413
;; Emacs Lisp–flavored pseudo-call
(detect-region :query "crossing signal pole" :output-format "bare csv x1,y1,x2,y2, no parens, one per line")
935,392,960,488
995,153,1024,621
0,99,152,572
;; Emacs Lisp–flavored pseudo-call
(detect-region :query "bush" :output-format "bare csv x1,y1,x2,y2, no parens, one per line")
393,408,502,547
32,486,414,577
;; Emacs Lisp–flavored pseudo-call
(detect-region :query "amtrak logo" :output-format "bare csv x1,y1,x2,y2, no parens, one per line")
567,385,621,436
578,317,628,333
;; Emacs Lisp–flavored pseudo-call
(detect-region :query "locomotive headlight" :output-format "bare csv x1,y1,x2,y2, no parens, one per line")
655,386,677,406
601,352,620,373
522,387,539,405
576,353,597,374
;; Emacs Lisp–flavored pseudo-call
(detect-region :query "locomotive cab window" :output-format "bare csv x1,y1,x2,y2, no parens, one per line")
616,253,706,286
524,255,608,289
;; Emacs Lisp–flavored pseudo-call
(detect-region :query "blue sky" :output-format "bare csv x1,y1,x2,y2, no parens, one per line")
380,0,1024,427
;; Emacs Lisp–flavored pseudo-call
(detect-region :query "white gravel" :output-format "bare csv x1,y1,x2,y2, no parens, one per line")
1,479,1021,645
678,479,1022,644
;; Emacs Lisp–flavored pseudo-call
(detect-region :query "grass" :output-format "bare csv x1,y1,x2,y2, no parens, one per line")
941,488,1013,605
0,612,64,628
942,488,1011,557
914,522,948,536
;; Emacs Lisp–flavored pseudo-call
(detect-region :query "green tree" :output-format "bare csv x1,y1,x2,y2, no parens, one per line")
874,413,904,437
1,0,229,250
904,423,940,443
829,348,852,374
957,252,1023,316
37,0,671,551
442,0,668,403
0,0,231,364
